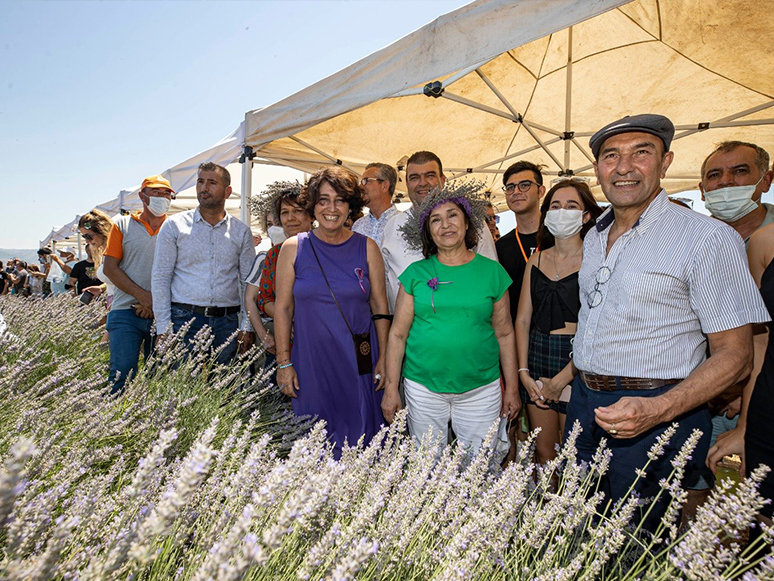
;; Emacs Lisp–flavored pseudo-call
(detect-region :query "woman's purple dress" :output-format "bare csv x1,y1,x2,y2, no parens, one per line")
292,231,383,457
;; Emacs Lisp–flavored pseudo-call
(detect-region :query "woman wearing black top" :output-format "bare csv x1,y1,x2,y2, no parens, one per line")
708,222,774,524
515,180,602,465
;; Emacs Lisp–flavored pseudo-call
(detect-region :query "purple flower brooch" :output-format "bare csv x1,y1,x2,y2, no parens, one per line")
427,277,452,313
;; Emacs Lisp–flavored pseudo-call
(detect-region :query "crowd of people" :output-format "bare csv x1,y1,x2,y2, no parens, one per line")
7,112,774,536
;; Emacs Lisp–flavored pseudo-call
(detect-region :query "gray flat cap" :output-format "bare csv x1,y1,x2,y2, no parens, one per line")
589,114,675,159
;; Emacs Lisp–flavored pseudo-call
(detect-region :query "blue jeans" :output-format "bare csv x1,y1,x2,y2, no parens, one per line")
106,308,155,394
564,375,711,533
170,305,239,367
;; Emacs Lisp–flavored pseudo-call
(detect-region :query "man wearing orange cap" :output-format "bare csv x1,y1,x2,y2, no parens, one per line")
103,175,174,394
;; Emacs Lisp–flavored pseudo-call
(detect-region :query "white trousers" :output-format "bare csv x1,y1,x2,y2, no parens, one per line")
404,378,501,456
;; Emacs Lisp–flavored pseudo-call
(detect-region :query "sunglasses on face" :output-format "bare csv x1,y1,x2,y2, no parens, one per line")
83,232,95,242
485,214,500,224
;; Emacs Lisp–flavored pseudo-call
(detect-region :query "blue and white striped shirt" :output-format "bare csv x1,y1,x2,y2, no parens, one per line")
352,205,399,246
574,190,769,379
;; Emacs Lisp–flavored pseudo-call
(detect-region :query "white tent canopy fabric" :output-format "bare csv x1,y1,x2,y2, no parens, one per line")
242,0,774,203
39,123,247,248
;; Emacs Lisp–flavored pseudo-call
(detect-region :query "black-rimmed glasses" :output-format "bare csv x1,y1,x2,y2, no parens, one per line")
587,266,611,308
485,214,500,224
502,180,539,194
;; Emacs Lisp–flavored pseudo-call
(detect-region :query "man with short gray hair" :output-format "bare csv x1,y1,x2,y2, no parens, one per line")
700,140,773,242
352,162,399,245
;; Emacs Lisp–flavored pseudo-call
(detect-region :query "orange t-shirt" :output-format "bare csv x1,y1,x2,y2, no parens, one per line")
104,213,166,260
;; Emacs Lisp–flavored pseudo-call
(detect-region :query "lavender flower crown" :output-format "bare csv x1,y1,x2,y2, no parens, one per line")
398,179,489,251
249,180,304,222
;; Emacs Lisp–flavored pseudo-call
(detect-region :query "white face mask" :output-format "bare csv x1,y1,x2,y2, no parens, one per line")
703,176,762,223
544,209,584,239
146,195,171,217
268,225,287,246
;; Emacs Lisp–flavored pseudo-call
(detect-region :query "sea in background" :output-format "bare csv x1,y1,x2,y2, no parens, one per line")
0,249,40,265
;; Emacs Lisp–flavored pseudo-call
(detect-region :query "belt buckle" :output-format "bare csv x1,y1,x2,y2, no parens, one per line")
204,306,215,317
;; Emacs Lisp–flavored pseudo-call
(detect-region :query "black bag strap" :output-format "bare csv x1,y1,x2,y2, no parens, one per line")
308,234,356,337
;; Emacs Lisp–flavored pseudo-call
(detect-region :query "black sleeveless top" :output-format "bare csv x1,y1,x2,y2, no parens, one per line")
529,253,580,335
747,258,774,449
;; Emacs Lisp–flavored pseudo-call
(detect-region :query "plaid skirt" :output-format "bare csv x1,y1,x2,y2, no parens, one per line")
520,327,573,414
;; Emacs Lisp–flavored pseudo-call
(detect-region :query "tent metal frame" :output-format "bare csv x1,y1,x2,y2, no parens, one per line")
237,18,774,216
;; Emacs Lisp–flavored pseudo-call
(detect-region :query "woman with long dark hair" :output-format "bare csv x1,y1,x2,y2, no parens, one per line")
515,179,603,464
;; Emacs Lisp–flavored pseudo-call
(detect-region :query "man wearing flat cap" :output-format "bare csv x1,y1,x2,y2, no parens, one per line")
103,175,175,393
566,114,769,531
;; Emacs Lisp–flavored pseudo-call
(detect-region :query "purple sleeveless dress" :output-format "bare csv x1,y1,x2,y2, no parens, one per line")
292,231,383,457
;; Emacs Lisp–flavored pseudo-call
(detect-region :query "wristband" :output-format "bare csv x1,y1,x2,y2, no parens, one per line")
371,314,394,321
278,362,293,370
518,368,529,373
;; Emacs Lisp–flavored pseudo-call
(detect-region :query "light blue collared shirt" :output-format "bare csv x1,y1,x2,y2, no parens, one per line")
152,208,255,334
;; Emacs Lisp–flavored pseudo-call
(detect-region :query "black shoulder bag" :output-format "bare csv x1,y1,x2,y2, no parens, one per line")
308,235,373,375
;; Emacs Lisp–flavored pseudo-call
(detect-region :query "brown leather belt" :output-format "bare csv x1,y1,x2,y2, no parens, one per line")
579,371,681,392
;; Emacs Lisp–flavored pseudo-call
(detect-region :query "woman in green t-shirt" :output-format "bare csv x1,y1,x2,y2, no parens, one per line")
381,183,520,456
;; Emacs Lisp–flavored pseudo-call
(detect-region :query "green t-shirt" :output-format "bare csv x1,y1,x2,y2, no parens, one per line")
399,254,512,394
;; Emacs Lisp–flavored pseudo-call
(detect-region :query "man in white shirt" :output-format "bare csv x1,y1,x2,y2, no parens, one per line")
380,151,497,312
352,162,399,245
152,162,255,365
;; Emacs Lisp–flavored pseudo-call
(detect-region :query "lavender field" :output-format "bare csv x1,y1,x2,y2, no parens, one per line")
0,296,772,580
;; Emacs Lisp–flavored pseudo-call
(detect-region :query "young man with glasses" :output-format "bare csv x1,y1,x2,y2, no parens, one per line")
352,162,399,245
380,150,497,312
567,113,769,533
495,161,545,324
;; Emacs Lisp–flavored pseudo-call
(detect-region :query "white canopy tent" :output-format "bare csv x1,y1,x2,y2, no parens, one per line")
238,0,774,208
38,122,288,251
38,0,774,250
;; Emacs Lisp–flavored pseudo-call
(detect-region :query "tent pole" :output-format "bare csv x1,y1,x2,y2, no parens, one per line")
443,88,563,139
448,137,563,179
521,120,565,172
673,101,774,140
563,26,573,172
239,146,255,225
288,136,359,174
571,138,596,164
76,232,83,260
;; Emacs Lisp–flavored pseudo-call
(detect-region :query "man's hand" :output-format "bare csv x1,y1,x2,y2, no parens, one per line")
720,396,742,419
594,396,664,439
238,331,255,355
707,425,746,476
133,304,154,319
252,234,262,247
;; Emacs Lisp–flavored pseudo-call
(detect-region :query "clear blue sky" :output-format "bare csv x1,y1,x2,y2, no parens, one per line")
0,0,470,248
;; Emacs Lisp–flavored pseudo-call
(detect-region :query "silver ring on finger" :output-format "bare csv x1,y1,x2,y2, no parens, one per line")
375,373,382,381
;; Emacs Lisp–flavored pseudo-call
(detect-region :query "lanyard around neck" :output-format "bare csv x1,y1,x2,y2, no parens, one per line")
514,227,530,264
